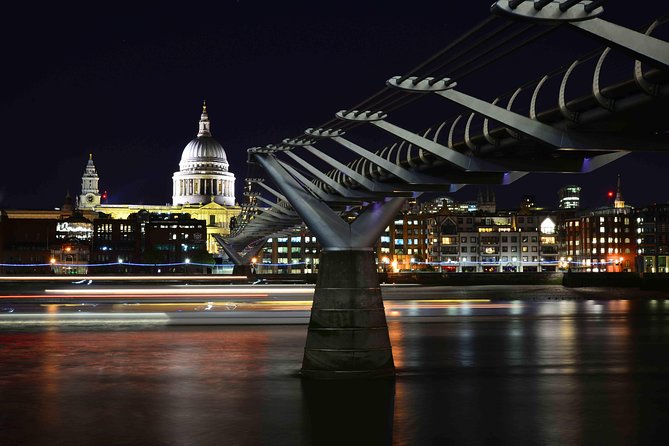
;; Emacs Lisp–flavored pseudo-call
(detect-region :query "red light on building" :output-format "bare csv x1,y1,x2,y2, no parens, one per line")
607,191,614,198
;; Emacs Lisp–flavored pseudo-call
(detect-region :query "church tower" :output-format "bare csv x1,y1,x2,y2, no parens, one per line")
78,153,101,209
614,174,625,209
477,186,496,214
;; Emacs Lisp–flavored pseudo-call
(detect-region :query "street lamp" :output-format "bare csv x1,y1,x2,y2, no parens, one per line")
381,256,390,273
250,257,258,274
391,260,398,273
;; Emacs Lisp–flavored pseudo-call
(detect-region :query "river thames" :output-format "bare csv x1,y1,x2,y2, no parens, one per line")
1,285,668,445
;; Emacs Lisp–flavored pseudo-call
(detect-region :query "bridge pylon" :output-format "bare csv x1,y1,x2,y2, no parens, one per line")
213,235,265,279
255,152,406,379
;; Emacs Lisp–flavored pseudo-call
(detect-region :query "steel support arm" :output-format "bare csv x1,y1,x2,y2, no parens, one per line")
254,195,296,216
282,151,407,199
256,154,351,248
372,119,505,172
436,88,664,152
254,181,288,202
302,145,396,193
275,159,337,201
277,159,374,204
215,235,267,264
571,18,669,69
212,235,246,265
436,88,575,148
283,151,365,197
331,136,457,188
349,198,411,247
256,153,409,250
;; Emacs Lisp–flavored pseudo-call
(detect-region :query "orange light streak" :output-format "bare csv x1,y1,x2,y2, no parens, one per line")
43,287,313,295
0,275,251,282
0,293,270,300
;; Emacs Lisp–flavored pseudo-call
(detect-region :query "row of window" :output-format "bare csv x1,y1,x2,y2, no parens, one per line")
393,220,421,225
460,256,540,263
569,237,632,244
269,236,318,244
461,246,538,253
460,235,538,243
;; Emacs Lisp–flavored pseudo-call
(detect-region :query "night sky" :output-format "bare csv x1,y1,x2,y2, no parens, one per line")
1,1,667,211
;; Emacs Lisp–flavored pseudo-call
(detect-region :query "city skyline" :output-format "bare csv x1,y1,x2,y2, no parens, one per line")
1,1,667,211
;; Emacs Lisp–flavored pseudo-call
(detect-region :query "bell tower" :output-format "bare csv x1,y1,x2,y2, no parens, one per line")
78,153,101,209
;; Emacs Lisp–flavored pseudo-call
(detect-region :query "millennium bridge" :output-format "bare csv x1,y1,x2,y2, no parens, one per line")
217,0,669,378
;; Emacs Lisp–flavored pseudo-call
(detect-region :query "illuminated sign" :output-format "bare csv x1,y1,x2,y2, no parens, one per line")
56,222,93,234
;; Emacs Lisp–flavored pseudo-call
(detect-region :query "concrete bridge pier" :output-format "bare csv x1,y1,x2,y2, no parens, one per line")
232,264,254,277
303,248,393,378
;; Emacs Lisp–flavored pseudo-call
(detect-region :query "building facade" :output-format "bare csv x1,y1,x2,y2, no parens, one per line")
564,207,635,272
79,103,240,256
635,203,669,273
558,185,582,210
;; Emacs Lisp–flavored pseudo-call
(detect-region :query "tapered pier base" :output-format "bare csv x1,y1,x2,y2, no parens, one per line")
232,264,253,278
301,250,394,379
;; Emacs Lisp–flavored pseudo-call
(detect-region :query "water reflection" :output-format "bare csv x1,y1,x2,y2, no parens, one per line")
1,299,669,445
301,378,395,445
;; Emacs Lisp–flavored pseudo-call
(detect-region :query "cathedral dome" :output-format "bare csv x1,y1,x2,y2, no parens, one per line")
180,136,228,165
172,102,236,207
179,102,229,171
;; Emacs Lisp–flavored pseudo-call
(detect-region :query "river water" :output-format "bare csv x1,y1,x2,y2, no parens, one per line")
1,298,668,445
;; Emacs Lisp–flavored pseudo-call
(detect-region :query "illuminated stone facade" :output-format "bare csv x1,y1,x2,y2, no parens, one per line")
95,202,239,254
78,154,101,210
85,103,240,255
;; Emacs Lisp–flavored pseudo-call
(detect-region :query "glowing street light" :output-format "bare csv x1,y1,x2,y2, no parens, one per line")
184,258,191,264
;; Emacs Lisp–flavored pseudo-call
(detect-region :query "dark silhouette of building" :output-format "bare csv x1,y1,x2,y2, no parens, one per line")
635,203,669,273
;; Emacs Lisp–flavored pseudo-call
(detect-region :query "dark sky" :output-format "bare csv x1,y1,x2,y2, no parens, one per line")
1,1,667,211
